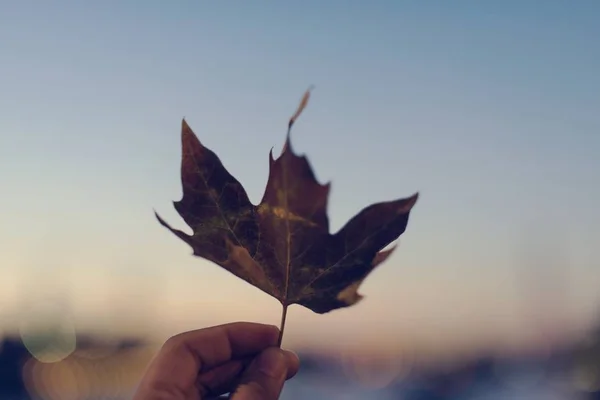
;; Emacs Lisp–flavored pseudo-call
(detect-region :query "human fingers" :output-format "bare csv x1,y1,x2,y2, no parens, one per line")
228,347,300,400
133,322,279,399
199,351,300,399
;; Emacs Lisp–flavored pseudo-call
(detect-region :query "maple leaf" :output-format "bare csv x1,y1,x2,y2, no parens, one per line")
155,89,418,344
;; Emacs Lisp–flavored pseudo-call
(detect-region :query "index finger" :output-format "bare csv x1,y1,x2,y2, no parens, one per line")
136,322,279,396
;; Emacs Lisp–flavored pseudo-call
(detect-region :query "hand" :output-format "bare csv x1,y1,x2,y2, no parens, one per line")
133,322,300,400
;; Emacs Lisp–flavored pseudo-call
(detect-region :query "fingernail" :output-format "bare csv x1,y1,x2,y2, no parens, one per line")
257,348,285,378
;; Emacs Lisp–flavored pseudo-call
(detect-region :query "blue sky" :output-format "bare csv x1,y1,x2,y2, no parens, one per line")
1,1,599,355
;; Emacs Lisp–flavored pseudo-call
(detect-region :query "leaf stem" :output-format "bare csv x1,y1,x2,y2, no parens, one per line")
277,304,288,347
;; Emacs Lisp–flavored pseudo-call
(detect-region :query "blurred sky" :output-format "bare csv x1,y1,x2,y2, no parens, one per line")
1,1,599,357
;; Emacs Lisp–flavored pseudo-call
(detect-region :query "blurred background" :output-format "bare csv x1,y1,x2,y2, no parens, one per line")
1,1,599,399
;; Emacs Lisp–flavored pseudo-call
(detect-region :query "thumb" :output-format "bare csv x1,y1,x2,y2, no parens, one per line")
229,347,290,400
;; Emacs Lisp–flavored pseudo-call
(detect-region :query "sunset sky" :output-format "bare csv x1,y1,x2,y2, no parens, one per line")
1,1,599,357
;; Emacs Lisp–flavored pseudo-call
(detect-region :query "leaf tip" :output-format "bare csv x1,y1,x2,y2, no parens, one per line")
323,180,332,195
288,85,315,131
372,244,398,268
154,209,168,226
402,192,419,212
181,118,192,134
336,281,365,309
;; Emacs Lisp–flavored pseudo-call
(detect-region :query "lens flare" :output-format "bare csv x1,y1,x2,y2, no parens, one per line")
19,302,76,363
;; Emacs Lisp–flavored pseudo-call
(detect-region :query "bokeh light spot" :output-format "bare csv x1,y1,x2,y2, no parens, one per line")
19,302,77,363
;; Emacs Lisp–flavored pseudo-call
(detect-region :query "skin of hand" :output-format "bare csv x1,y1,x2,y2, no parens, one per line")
132,322,300,400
